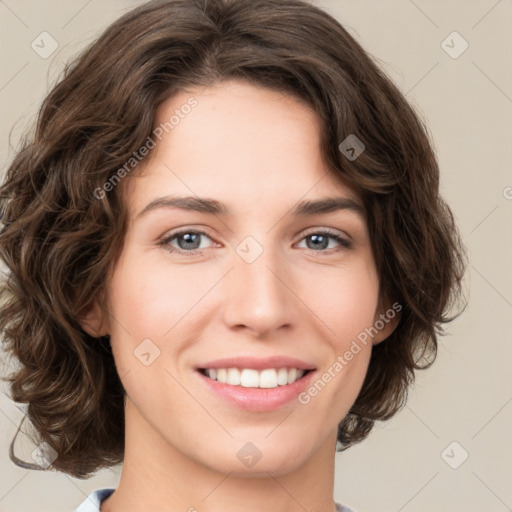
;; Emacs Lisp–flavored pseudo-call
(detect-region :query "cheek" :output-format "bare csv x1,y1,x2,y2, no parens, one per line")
108,250,213,335
301,268,378,414
305,260,380,347
105,248,221,380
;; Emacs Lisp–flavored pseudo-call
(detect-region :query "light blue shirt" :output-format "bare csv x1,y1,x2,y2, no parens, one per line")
74,488,356,511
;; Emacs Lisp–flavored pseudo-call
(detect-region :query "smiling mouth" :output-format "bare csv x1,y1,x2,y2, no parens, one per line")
197,367,313,389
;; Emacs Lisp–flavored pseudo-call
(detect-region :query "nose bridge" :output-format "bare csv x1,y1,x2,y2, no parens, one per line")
222,234,293,336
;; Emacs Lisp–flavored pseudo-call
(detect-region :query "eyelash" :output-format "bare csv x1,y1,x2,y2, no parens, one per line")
158,228,352,256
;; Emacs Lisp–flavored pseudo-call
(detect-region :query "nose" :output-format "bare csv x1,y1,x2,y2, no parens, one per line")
221,242,295,338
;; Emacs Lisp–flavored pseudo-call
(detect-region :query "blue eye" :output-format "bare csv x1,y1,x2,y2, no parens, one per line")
160,230,213,254
159,229,351,256
297,230,352,252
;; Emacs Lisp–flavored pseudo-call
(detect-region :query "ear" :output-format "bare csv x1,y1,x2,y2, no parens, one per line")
78,299,110,338
371,297,401,346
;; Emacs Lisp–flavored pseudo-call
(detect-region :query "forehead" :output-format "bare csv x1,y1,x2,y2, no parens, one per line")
154,79,323,162
124,80,360,217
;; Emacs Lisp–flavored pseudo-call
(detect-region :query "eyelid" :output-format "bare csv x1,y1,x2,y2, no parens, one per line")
300,226,351,242
160,225,350,241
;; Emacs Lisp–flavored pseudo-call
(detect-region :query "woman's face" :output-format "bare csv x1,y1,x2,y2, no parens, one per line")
85,79,396,476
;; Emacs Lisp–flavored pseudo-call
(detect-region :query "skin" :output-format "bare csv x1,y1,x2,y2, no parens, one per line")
82,79,397,512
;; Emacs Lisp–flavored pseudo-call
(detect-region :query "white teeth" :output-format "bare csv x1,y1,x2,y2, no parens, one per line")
277,368,289,385
203,367,307,388
240,369,259,387
216,368,226,383
287,368,298,384
259,369,277,388
227,368,241,385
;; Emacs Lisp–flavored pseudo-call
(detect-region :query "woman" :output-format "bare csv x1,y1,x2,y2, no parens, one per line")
0,1,466,511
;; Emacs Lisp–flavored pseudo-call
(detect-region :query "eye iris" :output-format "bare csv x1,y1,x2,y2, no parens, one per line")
178,233,201,250
307,234,328,250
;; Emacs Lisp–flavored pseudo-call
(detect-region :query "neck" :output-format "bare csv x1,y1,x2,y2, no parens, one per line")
101,398,338,512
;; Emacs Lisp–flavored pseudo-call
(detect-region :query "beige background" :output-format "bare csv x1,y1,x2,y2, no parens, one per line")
0,1,511,511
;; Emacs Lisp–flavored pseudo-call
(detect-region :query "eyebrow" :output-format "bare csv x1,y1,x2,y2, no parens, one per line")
135,195,365,220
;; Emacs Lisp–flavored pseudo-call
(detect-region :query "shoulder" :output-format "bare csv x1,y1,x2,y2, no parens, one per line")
74,488,116,512
336,503,357,512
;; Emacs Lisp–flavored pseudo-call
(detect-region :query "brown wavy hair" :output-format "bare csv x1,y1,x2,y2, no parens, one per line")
0,0,466,479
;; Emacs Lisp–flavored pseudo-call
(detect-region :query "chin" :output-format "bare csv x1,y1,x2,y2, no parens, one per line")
200,439,313,477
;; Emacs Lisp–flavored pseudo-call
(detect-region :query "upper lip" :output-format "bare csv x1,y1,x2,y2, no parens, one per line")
195,356,317,371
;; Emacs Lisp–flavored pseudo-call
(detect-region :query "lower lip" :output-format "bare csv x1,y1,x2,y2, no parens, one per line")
196,370,316,412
